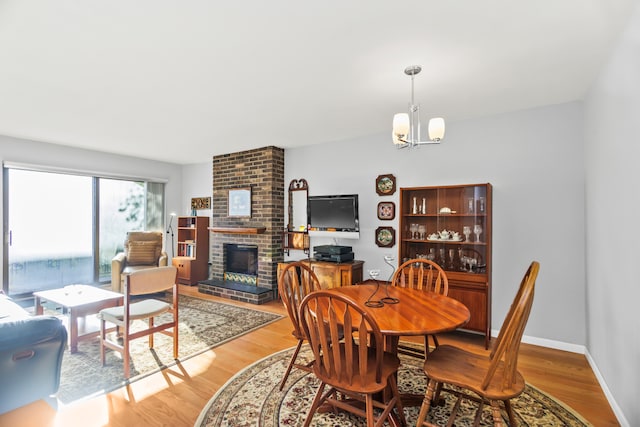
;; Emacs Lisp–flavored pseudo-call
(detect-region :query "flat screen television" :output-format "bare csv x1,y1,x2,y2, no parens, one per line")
308,194,360,239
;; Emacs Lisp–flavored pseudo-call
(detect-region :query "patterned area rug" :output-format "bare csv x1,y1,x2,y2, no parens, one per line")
195,346,592,427
56,296,282,405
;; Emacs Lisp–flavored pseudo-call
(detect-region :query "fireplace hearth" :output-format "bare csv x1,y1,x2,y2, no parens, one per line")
200,242,265,303
198,278,273,304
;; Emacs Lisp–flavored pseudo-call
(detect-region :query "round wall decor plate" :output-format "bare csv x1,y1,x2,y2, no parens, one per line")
377,202,395,220
376,174,396,196
376,226,396,247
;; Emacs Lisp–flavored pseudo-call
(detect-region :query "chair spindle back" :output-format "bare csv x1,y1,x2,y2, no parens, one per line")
300,291,385,388
391,259,448,295
482,261,539,391
278,262,321,338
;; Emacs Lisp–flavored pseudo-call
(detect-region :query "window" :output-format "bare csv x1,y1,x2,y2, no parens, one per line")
3,167,165,296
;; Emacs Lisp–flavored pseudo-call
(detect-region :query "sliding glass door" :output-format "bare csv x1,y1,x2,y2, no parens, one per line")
6,169,93,295
3,168,165,296
97,179,144,281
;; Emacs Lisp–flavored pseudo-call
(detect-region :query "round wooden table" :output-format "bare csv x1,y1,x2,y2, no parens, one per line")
328,283,470,352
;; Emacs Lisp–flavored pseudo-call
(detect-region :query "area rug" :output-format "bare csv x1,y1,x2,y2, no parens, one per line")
56,295,282,405
195,345,592,427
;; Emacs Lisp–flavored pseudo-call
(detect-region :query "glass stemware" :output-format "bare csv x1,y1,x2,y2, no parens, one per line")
473,224,483,243
467,197,475,213
448,249,456,269
463,226,471,242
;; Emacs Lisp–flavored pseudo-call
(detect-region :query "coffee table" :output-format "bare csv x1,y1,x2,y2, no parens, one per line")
34,285,123,353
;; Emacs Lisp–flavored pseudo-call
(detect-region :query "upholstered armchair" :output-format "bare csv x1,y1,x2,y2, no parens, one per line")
111,231,168,292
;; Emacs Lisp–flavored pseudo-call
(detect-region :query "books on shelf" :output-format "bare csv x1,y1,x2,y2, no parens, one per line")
178,242,196,257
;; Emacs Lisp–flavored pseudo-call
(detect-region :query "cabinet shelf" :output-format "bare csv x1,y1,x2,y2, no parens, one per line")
282,230,310,255
403,213,487,218
402,239,487,246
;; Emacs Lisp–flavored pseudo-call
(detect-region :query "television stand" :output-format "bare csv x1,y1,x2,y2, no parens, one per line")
277,259,363,289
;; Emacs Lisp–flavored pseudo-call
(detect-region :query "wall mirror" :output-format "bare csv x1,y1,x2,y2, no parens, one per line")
288,178,309,231
285,178,309,254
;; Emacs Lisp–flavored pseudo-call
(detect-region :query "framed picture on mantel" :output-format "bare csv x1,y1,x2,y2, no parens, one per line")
228,188,251,217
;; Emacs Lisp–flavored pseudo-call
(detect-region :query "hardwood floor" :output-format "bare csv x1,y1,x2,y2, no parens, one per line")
1,285,619,427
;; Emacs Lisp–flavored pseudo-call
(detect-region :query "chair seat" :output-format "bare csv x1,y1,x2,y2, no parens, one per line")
122,265,161,275
424,344,525,401
98,299,171,323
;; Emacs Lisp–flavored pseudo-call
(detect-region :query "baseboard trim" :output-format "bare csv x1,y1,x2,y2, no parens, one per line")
489,329,629,426
491,329,586,354
521,334,586,354
584,349,630,427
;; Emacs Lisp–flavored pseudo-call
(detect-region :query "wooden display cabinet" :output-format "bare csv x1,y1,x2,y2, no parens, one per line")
172,216,210,285
398,183,492,347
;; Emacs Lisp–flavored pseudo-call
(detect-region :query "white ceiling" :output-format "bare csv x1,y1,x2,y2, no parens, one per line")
0,1,635,164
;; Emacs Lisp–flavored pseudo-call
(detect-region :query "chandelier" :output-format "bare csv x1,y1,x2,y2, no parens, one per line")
392,65,445,148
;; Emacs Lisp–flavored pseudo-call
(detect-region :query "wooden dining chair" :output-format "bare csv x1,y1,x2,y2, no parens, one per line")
98,266,179,379
416,261,540,427
391,258,449,358
277,261,322,390
299,291,406,427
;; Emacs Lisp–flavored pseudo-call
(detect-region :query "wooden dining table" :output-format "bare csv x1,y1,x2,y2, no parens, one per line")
328,283,471,354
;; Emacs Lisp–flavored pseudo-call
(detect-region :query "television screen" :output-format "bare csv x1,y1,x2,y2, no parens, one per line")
308,194,359,232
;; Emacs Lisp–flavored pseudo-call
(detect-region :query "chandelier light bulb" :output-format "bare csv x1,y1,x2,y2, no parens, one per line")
393,113,410,143
428,117,445,141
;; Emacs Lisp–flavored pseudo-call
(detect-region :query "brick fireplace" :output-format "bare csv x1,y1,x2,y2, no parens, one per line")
198,146,285,304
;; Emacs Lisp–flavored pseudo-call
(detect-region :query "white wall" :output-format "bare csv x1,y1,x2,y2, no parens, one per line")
0,135,183,282
286,101,586,347
584,2,640,425
181,161,213,218
178,161,212,265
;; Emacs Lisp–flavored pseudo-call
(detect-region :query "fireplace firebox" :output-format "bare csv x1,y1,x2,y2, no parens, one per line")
224,244,258,285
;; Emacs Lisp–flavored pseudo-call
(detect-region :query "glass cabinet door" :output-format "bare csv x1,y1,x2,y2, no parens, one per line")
399,184,491,277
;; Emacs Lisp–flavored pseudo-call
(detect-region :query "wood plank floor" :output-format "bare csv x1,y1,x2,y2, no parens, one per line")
0,285,620,427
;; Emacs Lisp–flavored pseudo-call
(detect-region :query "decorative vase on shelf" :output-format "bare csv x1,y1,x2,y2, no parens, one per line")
412,197,418,214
